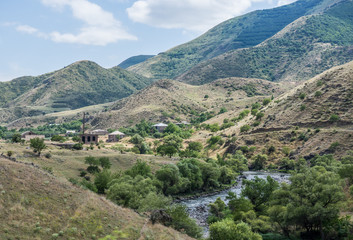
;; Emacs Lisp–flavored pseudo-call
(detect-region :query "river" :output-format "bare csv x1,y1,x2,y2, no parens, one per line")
180,171,291,237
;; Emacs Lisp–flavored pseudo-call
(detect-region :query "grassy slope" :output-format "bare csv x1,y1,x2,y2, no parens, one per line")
127,0,327,79
196,61,353,161
177,1,353,84
0,155,194,240
88,77,288,129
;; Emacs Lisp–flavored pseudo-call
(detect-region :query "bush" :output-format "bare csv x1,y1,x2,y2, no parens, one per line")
240,125,251,132
256,112,264,120
300,104,306,111
315,91,322,97
72,143,83,150
51,135,65,142
218,107,228,114
262,98,271,106
210,219,261,240
299,92,306,99
330,114,340,122
166,204,203,239
11,133,22,143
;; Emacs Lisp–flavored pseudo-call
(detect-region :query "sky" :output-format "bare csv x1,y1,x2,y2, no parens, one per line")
0,0,296,82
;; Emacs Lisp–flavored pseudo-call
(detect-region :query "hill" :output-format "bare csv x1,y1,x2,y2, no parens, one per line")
88,77,288,129
0,156,194,240
199,61,353,161
177,0,353,84
118,55,155,69
0,61,153,123
127,0,342,79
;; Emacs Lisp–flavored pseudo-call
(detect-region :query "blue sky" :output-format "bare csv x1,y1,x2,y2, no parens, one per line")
0,0,296,82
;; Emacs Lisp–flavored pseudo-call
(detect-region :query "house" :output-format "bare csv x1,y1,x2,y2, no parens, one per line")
153,123,168,132
65,130,76,136
21,131,45,141
89,129,109,135
80,134,99,144
107,131,126,142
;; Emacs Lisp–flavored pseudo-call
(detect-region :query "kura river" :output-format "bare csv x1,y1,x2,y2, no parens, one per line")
180,171,291,237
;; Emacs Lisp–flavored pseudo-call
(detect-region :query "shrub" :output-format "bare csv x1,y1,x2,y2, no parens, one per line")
252,121,260,127
268,146,276,154
251,109,258,116
204,95,209,99
45,152,52,159
262,98,271,106
72,143,83,150
330,114,340,122
299,92,306,99
240,125,251,132
329,142,340,152
300,104,306,111
256,112,264,120
11,133,22,143
7,151,13,157
218,107,228,114
252,102,261,109
51,135,65,142
315,91,322,97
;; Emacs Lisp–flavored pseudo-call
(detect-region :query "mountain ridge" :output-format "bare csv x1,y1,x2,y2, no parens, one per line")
127,0,345,80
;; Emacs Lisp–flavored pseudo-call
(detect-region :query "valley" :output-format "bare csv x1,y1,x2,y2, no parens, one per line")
1,0,353,239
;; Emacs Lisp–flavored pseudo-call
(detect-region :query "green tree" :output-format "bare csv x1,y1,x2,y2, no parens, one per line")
99,157,111,169
166,204,203,239
241,176,279,212
94,170,112,194
210,219,262,240
30,137,47,156
252,154,268,170
156,164,181,195
270,167,345,239
11,133,22,143
125,159,151,178
177,158,203,191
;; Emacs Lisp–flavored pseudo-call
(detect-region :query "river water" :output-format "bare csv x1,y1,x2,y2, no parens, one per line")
180,171,291,237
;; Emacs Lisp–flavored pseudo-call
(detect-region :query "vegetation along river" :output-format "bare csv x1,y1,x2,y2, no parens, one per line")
180,171,290,237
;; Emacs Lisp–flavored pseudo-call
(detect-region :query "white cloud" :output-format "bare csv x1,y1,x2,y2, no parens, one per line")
277,0,296,6
40,0,137,45
16,25,39,34
127,0,278,32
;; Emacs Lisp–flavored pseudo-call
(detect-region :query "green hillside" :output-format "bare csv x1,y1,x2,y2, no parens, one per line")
118,55,155,69
127,0,337,79
4,61,153,111
177,1,353,84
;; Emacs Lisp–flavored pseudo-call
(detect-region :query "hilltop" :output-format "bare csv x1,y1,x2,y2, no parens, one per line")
0,156,194,240
178,0,353,84
89,77,288,129
0,61,152,123
118,55,155,69
127,0,344,80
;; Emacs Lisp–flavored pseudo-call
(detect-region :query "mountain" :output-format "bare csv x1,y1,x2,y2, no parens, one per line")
118,55,155,69
0,157,194,240
88,77,288,129
127,0,343,80
0,61,153,123
210,61,353,160
177,0,353,85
